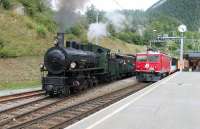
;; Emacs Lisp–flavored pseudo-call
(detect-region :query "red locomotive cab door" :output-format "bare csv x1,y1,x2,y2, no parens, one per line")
160,55,164,73
162,55,167,73
156,55,162,72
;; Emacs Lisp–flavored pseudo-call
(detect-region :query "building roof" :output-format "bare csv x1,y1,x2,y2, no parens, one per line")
185,52,200,58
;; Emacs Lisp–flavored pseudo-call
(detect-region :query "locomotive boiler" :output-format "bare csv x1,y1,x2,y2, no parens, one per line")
44,41,98,74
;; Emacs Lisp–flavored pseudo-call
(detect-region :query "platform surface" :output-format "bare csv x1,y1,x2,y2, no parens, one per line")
65,72,200,129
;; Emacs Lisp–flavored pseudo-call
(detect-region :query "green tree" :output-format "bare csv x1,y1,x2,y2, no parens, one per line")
70,24,85,37
86,5,105,24
166,41,178,51
0,0,11,9
19,0,48,16
149,0,200,31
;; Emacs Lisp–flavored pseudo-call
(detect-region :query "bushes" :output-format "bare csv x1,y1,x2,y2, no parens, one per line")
36,25,47,38
0,38,6,58
19,0,57,32
0,38,4,49
19,0,42,16
0,38,17,58
70,24,85,37
34,13,57,32
19,0,35,16
0,0,11,9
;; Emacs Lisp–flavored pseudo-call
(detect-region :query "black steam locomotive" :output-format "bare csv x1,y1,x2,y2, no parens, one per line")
40,33,136,97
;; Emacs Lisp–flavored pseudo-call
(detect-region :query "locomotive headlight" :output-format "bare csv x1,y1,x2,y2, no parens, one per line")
40,64,45,71
70,62,77,69
40,64,44,69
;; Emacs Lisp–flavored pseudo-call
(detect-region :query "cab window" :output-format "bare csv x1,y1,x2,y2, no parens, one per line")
136,55,147,62
148,55,159,62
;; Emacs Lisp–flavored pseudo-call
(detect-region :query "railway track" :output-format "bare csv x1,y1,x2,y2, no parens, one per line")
0,90,45,104
1,82,150,129
0,96,59,126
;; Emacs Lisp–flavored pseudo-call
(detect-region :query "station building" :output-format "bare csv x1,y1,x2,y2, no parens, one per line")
183,52,200,71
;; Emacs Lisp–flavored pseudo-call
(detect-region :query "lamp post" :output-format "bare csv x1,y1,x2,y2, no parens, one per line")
178,24,187,72
150,29,157,47
95,11,99,45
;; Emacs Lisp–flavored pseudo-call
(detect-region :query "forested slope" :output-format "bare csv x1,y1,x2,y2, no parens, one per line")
148,0,200,31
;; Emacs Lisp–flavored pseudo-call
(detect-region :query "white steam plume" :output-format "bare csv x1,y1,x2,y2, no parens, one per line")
87,23,108,42
105,11,127,32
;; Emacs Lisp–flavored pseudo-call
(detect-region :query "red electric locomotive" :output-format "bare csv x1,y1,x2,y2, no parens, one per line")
136,50,171,82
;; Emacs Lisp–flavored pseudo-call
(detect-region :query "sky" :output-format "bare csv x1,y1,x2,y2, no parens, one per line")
51,0,160,11
87,0,160,11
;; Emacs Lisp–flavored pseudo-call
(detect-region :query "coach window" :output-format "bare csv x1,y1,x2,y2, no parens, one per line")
148,55,159,62
137,55,147,62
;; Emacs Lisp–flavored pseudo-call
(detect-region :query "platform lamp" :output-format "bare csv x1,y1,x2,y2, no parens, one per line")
178,24,187,72
95,11,99,45
152,29,157,47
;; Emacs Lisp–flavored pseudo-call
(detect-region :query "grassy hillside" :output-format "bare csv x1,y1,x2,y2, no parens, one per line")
0,56,42,90
100,38,145,54
0,5,145,57
0,8,54,57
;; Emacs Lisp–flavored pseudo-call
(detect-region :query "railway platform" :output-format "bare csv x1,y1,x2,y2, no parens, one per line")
65,72,200,129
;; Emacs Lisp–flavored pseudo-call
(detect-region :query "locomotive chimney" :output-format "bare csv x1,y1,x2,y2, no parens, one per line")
57,33,65,48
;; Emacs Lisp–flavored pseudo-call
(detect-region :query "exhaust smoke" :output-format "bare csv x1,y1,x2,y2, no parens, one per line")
54,0,88,32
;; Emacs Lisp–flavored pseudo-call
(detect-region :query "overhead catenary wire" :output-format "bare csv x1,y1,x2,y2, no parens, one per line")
112,0,124,10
